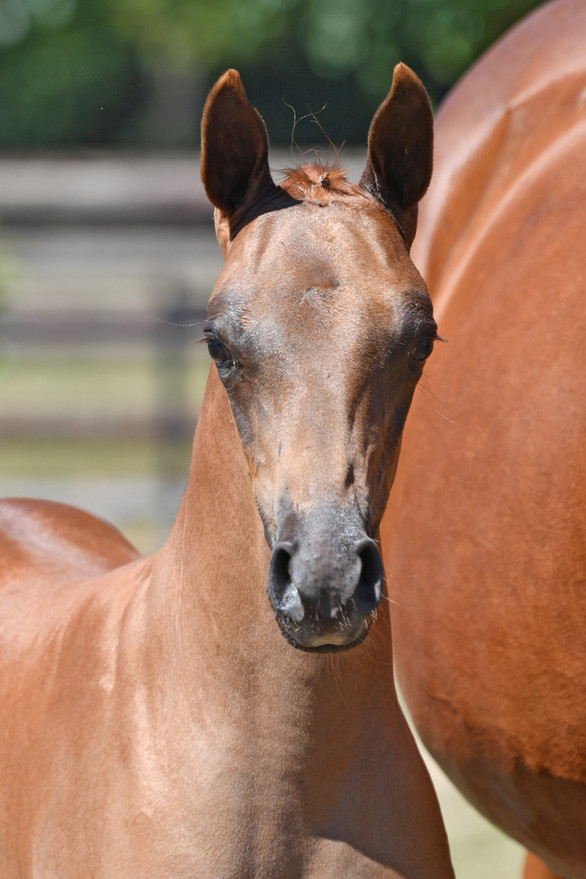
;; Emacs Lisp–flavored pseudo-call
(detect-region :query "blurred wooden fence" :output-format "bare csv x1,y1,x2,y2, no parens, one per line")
0,154,222,548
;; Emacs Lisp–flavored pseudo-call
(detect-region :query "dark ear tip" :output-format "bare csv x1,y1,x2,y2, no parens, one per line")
393,61,413,81
391,62,429,99
207,68,244,102
219,68,243,89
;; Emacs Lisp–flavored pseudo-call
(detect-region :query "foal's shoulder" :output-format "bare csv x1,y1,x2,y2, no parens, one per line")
0,497,141,582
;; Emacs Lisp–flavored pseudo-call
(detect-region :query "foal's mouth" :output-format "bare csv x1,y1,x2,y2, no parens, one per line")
273,610,376,653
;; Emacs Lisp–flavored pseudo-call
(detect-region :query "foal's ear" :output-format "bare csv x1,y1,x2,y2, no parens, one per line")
360,63,433,248
201,69,278,251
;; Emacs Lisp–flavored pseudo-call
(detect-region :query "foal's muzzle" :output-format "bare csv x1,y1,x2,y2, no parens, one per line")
267,527,384,652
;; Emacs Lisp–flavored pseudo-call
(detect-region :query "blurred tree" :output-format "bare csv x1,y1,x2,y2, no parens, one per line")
0,0,543,148
0,0,144,146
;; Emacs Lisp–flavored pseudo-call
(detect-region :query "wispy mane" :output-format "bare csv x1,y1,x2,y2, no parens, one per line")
277,160,361,203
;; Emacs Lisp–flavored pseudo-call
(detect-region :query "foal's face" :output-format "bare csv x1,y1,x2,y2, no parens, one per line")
200,65,434,650
205,185,436,650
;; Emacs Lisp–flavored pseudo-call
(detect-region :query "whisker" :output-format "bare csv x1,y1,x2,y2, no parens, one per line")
155,317,207,329
380,593,405,607
418,377,455,423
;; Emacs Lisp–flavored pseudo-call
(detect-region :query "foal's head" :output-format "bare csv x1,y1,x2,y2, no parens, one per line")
201,67,435,652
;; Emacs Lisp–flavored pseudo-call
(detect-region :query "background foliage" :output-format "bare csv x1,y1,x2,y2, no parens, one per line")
1,0,543,148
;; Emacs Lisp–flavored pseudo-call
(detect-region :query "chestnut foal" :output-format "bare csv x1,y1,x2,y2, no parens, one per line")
0,67,454,878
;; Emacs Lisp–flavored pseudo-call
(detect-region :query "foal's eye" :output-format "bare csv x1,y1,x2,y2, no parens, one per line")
207,339,230,363
410,336,435,363
206,337,236,372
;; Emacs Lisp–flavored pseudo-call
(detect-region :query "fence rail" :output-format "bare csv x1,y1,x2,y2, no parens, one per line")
0,155,225,546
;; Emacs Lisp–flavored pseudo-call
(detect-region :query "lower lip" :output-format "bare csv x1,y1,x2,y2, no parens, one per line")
278,619,371,653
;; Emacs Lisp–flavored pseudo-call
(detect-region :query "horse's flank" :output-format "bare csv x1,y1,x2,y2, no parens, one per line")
382,1,586,877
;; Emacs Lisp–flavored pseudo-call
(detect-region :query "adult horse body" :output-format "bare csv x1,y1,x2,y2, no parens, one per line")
0,68,455,876
381,2,586,878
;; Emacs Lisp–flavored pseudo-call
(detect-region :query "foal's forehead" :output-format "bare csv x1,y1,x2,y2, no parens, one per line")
211,164,426,311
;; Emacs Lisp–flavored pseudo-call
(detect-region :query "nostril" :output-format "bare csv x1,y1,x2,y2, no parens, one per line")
271,544,292,591
268,542,304,623
355,540,384,614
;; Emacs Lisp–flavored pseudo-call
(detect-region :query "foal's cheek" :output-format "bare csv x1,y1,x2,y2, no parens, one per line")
224,390,255,451
229,416,279,537
365,393,414,525
371,445,403,526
